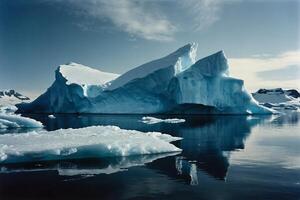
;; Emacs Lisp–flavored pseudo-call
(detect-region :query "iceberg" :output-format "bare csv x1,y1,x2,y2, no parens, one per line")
17,43,272,114
0,125,182,163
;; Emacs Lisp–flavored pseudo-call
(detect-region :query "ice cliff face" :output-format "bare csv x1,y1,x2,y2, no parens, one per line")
17,43,272,114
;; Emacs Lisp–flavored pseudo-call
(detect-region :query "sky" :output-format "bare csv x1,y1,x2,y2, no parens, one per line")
0,0,299,98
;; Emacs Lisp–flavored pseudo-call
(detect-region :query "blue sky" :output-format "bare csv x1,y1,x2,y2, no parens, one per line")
0,0,299,97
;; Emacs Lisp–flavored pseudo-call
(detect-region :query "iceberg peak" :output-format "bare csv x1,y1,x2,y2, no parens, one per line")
106,43,198,90
192,50,229,77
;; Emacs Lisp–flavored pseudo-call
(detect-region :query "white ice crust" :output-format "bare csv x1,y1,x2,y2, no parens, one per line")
59,62,119,86
0,90,30,107
0,126,182,163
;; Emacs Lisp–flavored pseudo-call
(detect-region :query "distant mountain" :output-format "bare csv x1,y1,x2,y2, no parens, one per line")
252,88,300,111
0,89,30,107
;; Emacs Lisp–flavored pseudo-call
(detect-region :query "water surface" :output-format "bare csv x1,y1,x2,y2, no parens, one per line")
0,113,299,200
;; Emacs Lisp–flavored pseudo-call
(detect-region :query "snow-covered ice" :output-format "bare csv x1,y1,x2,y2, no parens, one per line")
0,113,43,129
0,126,182,163
141,116,185,124
59,62,119,86
252,88,300,111
0,90,30,107
0,91,43,130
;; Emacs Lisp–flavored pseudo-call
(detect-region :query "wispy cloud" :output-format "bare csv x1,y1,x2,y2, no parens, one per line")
257,65,300,81
48,0,239,41
52,0,176,41
229,51,300,91
179,0,240,30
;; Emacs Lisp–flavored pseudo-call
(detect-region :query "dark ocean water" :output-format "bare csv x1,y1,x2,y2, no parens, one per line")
0,113,299,200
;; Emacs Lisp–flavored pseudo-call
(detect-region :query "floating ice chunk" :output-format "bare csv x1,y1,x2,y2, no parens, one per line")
141,116,186,124
0,113,43,129
0,105,17,114
48,114,56,119
0,126,182,163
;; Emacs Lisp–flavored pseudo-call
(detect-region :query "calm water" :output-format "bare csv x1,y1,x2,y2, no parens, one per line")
0,113,299,200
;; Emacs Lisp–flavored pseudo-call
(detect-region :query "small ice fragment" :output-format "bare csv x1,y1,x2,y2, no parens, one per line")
141,116,185,124
48,115,56,119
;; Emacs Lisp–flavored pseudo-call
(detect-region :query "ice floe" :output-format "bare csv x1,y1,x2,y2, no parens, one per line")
0,125,182,163
48,114,56,119
0,113,43,129
141,116,185,124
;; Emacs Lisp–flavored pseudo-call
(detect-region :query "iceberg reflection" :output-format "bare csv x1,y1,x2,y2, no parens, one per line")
0,153,178,179
148,115,271,182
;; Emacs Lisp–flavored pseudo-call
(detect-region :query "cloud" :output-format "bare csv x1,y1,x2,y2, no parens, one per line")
48,0,239,41
53,0,176,41
256,65,300,81
179,0,240,30
228,51,300,91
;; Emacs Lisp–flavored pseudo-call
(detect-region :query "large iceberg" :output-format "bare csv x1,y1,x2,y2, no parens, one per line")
0,125,181,163
17,43,271,114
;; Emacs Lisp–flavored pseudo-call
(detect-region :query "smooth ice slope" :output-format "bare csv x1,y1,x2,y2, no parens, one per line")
17,43,272,114
0,126,182,163
107,43,197,90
